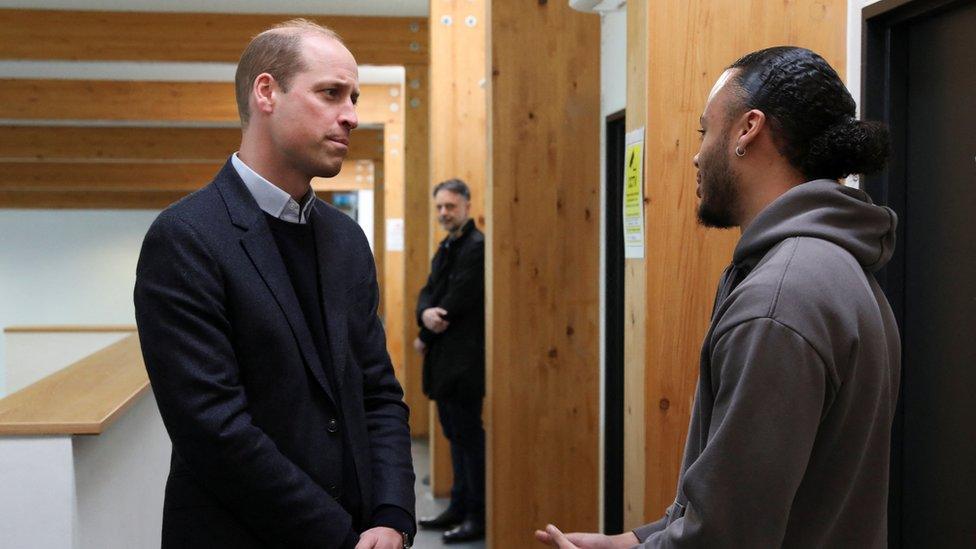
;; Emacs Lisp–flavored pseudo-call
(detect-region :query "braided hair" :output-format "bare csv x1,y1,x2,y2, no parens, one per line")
728,46,889,180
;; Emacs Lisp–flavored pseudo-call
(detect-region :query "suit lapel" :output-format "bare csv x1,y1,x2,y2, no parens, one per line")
310,203,350,387
214,162,338,406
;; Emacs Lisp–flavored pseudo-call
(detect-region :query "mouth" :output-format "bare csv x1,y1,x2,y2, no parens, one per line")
328,136,349,148
696,173,702,198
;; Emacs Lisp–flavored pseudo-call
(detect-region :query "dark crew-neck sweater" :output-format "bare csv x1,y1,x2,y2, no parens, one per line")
265,214,413,542
265,214,361,525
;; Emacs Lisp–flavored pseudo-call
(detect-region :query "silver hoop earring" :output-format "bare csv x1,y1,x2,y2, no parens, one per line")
735,146,746,157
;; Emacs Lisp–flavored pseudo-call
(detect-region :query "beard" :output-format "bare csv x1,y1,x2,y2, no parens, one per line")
696,139,741,229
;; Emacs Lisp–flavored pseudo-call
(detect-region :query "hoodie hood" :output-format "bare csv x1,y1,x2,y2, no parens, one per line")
733,179,897,272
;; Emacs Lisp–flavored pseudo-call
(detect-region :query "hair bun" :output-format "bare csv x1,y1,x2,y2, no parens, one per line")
802,119,890,180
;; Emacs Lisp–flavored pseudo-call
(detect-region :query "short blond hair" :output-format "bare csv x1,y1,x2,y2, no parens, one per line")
234,19,343,126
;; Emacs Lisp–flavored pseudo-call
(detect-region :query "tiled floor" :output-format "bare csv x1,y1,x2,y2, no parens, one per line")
411,438,485,549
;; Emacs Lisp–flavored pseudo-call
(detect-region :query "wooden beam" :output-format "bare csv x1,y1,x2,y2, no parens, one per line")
0,126,241,161
0,125,382,162
489,1,601,545
0,9,427,66
0,126,382,162
403,63,431,437
381,84,407,404
640,0,847,521
0,161,219,192
0,81,402,127
0,79,238,123
429,0,489,499
623,0,649,530
0,160,369,208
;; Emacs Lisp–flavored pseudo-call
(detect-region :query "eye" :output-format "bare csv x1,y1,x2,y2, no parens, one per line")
697,128,706,140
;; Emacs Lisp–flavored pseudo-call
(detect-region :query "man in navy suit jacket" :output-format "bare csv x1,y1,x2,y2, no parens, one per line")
134,20,415,549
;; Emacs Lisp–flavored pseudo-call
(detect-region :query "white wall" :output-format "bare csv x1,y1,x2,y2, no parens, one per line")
0,211,159,395
4,332,132,395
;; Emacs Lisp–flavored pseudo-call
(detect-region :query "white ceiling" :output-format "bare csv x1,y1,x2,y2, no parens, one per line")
0,0,428,16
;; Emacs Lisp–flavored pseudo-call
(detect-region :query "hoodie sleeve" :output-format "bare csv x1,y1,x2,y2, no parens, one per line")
637,317,828,548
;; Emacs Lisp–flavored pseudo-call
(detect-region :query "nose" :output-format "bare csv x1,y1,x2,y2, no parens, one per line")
692,153,700,168
340,100,358,130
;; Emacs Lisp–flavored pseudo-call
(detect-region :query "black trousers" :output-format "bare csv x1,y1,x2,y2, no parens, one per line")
436,396,485,520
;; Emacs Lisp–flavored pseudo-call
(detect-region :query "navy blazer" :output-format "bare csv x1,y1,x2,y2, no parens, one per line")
134,161,415,548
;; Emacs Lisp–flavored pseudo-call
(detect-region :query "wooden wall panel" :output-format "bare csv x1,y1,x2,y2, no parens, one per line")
639,0,847,521
490,2,601,546
624,0,650,529
429,0,489,499
403,64,431,437
0,9,427,66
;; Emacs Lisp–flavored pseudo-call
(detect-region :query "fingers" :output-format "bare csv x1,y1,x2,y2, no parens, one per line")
431,320,450,334
433,307,448,316
354,534,374,549
546,524,579,549
535,529,555,546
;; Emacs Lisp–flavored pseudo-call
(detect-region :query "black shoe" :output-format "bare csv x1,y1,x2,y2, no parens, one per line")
418,508,464,530
442,517,485,543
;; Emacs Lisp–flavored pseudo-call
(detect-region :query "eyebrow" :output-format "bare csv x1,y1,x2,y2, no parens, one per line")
699,115,705,127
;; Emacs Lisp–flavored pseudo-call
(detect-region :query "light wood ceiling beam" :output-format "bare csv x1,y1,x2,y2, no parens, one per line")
0,126,383,162
0,9,427,66
0,80,398,126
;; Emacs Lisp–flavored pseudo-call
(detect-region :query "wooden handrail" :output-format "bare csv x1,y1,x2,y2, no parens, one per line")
0,335,148,435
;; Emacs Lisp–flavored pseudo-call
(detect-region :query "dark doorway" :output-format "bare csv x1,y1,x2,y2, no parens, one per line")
604,109,626,535
863,1,976,546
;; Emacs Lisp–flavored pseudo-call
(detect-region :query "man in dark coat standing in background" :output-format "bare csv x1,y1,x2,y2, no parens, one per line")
412,179,486,543
135,20,414,549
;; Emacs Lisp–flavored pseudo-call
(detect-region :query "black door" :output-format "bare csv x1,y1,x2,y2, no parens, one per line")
604,110,626,534
864,1,976,546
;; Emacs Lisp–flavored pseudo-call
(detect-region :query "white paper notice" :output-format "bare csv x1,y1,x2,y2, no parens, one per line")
623,127,646,259
386,218,404,251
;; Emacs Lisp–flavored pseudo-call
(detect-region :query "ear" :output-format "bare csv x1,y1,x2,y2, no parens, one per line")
735,109,766,152
252,73,277,116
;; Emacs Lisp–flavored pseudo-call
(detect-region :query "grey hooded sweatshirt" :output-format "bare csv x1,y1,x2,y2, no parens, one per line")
634,180,901,548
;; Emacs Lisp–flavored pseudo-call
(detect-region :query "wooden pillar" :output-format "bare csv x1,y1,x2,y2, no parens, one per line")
403,63,431,437
373,160,386,318
381,85,407,385
489,2,601,546
623,0,649,529
428,0,488,499
636,0,848,523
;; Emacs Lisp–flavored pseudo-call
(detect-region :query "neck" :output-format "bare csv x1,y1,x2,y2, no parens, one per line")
450,219,470,238
239,134,311,201
735,161,806,233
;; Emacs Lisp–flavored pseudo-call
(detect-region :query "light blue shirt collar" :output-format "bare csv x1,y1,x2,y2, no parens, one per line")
230,153,316,224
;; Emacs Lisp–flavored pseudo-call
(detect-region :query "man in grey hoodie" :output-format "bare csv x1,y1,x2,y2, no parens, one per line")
537,47,900,548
